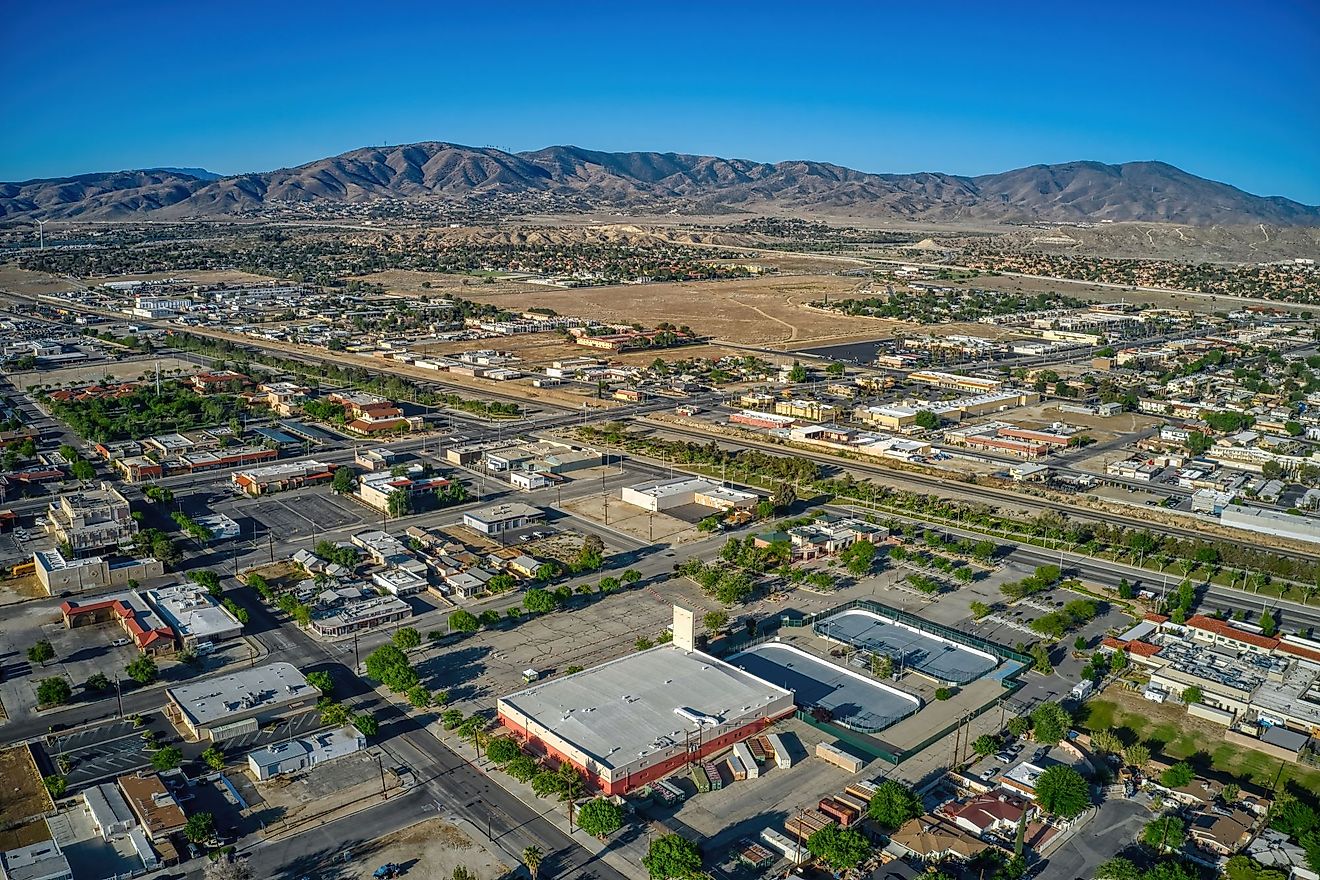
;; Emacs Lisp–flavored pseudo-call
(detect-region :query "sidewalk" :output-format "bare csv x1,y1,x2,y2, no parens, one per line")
430,722,650,878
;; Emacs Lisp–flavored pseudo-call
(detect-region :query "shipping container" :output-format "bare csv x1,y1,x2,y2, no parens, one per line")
727,753,747,781
768,733,792,769
690,764,710,793
703,762,723,791
733,742,759,779
748,737,770,764
835,792,869,815
815,741,865,773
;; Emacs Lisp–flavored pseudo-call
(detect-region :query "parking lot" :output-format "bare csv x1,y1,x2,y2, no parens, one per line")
225,490,376,542
41,716,159,787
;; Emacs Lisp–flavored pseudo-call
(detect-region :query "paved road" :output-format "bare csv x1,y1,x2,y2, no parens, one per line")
1040,796,1149,880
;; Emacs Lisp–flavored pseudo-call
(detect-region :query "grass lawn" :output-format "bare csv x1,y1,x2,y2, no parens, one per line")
1081,693,1320,795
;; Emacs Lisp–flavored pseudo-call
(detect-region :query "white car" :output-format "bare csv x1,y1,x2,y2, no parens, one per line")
110,638,131,647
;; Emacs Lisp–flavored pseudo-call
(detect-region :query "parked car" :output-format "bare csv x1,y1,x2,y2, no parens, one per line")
110,638,131,647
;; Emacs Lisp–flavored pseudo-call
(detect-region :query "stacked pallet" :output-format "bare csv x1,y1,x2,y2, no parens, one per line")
746,736,771,765
816,741,864,773
845,780,878,803
734,840,775,869
785,808,835,841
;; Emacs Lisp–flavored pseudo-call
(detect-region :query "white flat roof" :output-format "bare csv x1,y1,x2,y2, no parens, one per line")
626,476,716,498
167,662,310,728
499,646,792,771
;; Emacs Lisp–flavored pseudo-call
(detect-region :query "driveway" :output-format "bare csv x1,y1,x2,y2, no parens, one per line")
1041,796,1150,880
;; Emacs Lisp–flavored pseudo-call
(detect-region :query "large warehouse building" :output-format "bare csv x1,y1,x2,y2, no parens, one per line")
497,606,794,794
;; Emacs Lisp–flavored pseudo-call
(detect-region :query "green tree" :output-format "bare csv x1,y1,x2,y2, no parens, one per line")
576,797,624,839
407,686,433,708
524,588,557,614
1160,762,1195,788
331,466,357,493
36,677,72,706
151,745,183,771
1030,702,1072,744
868,779,923,828
44,775,68,798
393,626,422,651
1095,857,1142,880
448,609,479,633
305,670,334,694
1036,765,1089,818
506,754,539,783
352,713,379,737
703,610,728,633
1143,816,1186,850
28,640,55,666
972,734,1000,757
826,361,845,378
914,409,940,430
125,653,158,685
619,568,641,585
364,644,417,693
184,811,215,844
970,601,992,619
1123,743,1151,770
522,846,543,880
386,488,412,518
1090,728,1124,755
485,737,522,765
1259,608,1278,636
643,834,702,880
807,825,872,870
1181,685,1203,705
85,672,111,692
70,459,97,481
202,746,225,770
1007,716,1031,738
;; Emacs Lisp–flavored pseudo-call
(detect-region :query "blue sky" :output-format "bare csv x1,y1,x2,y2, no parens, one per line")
4,0,1318,203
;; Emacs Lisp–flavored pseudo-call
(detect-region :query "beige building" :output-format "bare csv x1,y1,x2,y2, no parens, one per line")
45,482,137,554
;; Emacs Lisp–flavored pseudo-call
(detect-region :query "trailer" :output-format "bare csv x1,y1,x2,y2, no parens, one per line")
767,733,792,770
655,779,685,804
727,752,747,782
815,741,865,773
733,742,759,779
760,828,810,866
703,762,723,791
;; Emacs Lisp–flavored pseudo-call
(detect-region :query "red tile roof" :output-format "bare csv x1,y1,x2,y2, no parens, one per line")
1185,615,1279,650
1145,613,1170,623
1277,641,1320,663
1102,636,1162,657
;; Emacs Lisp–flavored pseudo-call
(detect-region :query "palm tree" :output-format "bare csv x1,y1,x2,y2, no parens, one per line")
522,846,544,880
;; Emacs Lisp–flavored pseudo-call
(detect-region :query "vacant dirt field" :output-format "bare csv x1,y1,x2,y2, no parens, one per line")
0,744,53,830
0,265,84,296
9,355,201,390
460,273,905,345
88,269,277,286
340,817,508,880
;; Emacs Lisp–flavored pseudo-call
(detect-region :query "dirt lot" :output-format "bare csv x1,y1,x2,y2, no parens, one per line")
0,265,84,296
561,494,702,545
0,744,53,830
458,274,901,345
9,355,202,390
342,817,509,880
87,269,276,286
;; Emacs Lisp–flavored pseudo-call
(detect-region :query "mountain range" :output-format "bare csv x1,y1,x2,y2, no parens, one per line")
2,142,1316,226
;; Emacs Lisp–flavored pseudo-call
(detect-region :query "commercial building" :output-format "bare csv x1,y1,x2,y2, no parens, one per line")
145,583,244,649
309,594,411,639
355,468,453,512
166,662,315,741
231,460,337,496
497,607,794,795
620,477,759,513
729,409,798,430
44,482,136,554
908,371,1003,395
83,783,136,840
33,549,163,595
0,819,73,880
246,726,366,781
461,503,544,536
60,591,176,655
1220,504,1320,546
116,773,186,844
